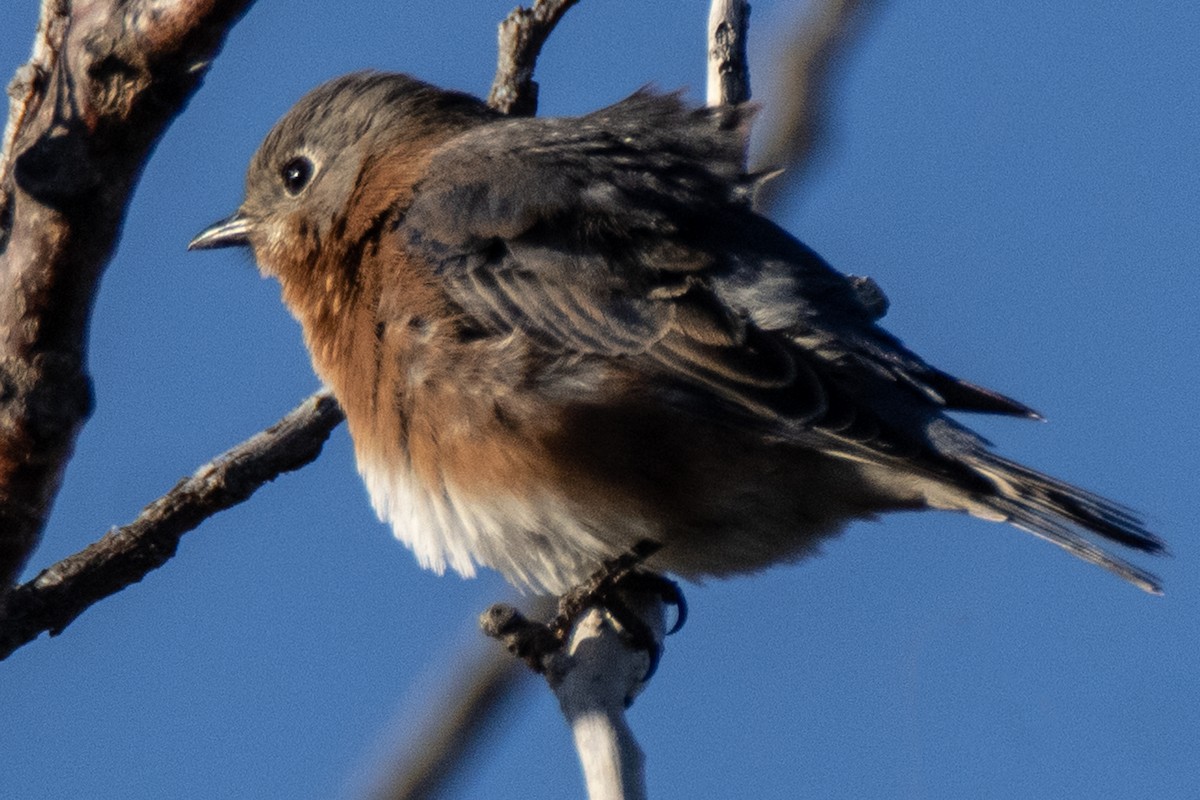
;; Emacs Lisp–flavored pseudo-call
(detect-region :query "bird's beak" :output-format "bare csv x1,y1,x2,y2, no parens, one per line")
188,212,252,251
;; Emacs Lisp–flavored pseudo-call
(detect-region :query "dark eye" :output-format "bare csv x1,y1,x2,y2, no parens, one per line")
280,156,313,195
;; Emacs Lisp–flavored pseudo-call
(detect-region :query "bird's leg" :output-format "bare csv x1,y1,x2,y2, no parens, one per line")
550,541,687,680
480,539,687,678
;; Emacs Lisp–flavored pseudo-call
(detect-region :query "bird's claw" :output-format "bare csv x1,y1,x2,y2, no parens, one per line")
481,540,687,681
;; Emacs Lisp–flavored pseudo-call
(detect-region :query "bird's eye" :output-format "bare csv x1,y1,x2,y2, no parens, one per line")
280,156,314,195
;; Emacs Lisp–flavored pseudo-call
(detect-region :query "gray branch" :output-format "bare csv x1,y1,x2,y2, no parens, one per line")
487,0,581,115
707,0,751,107
481,595,667,800
0,391,343,660
551,603,666,800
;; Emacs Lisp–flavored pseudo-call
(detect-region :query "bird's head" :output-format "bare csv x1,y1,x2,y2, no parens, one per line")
188,71,493,288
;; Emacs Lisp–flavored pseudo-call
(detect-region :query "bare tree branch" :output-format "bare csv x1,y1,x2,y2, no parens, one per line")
480,593,666,800
0,2,64,182
707,0,751,107
752,0,881,212
553,604,664,800
0,0,256,586
0,390,343,659
487,0,581,116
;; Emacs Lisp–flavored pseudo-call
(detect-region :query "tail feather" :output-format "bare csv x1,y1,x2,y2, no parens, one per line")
971,452,1165,594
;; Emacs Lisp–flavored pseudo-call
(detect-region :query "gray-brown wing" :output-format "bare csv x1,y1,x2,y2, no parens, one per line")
401,92,860,434
402,90,1035,419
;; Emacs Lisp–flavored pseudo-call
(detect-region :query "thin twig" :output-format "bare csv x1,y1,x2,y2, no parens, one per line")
480,563,671,800
706,0,751,107
487,0,581,115
0,391,344,660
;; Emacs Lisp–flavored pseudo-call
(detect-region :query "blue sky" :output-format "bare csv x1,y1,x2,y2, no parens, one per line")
2,2,1196,798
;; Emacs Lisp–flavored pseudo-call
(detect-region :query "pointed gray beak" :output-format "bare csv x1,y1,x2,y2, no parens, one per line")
188,212,252,250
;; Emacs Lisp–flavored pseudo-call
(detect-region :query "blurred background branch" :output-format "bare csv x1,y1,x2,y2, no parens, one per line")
752,0,880,213
365,635,535,800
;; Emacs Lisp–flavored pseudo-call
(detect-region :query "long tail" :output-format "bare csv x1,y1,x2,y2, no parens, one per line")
970,451,1166,594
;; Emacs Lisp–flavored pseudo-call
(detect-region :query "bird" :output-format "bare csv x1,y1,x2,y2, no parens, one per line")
189,71,1164,597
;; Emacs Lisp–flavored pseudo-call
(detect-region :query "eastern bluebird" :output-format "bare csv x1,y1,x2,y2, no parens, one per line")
190,71,1164,595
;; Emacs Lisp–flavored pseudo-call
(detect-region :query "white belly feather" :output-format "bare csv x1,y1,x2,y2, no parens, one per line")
357,453,649,594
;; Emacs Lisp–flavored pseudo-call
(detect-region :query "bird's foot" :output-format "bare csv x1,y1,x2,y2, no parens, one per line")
480,540,686,679
550,542,686,680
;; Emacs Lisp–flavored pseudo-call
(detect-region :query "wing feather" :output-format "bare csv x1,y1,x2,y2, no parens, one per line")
400,91,1040,472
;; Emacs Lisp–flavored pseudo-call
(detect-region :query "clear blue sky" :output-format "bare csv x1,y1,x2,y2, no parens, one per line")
3,2,1196,798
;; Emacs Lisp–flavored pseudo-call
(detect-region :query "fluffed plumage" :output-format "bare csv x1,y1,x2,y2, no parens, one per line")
190,72,1165,594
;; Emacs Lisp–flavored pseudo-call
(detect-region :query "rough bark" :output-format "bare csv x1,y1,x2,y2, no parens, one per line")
707,0,751,107
487,0,580,116
0,0,256,586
